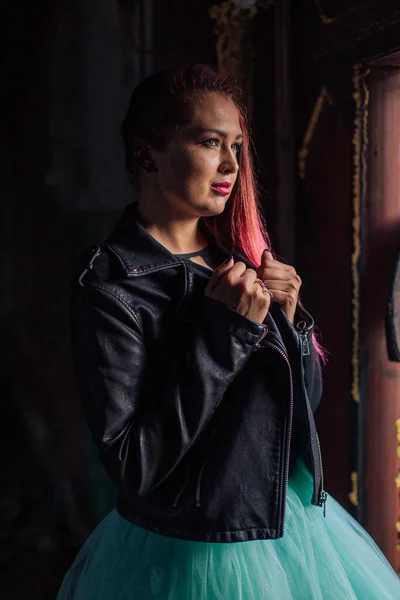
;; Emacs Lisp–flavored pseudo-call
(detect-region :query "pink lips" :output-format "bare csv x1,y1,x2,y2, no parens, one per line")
211,182,232,195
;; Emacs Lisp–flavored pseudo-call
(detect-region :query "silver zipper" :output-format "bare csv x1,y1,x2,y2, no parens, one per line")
263,341,294,533
316,432,327,516
78,245,102,287
297,321,310,356
254,326,268,348
297,326,327,515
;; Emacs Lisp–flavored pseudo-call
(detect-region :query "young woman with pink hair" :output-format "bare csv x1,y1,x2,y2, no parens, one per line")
57,64,400,599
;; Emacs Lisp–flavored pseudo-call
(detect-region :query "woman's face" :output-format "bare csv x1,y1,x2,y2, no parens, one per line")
151,93,242,218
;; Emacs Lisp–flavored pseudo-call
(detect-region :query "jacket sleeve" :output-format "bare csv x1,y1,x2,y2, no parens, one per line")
71,281,267,499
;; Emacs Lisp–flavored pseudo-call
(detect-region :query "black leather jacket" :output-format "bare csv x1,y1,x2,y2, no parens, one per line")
71,202,325,543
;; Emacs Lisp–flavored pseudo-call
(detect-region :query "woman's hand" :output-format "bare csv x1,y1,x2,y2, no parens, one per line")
204,257,272,324
257,250,302,325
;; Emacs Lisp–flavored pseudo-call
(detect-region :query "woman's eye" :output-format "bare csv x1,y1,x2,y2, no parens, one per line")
201,138,219,148
201,138,241,152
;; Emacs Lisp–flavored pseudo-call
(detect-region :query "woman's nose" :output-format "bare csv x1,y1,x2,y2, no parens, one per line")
218,155,239,175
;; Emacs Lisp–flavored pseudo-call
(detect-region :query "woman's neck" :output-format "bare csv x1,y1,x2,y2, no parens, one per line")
135,202,209,255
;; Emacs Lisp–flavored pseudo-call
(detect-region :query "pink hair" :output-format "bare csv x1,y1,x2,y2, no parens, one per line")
201,98,327,364
122,64,326,363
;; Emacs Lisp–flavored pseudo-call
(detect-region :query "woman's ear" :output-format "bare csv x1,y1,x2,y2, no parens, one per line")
137,144,158,174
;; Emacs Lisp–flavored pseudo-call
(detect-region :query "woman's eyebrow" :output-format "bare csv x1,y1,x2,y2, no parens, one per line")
189,127,243,141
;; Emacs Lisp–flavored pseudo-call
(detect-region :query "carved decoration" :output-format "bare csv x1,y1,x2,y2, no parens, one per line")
298,86,333,181
209,0,273,119
313,0,333,24
313,0,367,24
348,471,359,507
351,64,370,404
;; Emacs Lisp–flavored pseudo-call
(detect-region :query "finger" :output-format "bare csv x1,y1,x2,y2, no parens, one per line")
268,289,296,323
260,252,294,275
225,265,256,294
230,262,251,276
252,280,273,303
265,288,298,306
205,256,234,293
207,259,249,295
266,260,293,272
259,267,298,281
243,272,273,300
259,249,273,271
238,267,257,281
258,284,274,300
262,249,274,262
262,279,301,292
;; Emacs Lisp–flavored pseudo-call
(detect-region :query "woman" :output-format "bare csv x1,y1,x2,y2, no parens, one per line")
57,65,400,599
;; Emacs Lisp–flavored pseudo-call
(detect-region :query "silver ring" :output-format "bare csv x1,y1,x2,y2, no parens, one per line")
255,279,273,298
254,278,266,289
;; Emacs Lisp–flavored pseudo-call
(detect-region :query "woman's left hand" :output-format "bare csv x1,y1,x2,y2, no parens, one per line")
256,250,302,325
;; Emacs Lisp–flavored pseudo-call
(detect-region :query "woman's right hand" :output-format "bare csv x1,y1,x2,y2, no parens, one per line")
204,257,272,324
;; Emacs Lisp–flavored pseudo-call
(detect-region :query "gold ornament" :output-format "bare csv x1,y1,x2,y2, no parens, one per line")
209,0,263,120
351,65,370,404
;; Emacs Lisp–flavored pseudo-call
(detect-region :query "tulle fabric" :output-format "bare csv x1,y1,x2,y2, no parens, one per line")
57,460,400,599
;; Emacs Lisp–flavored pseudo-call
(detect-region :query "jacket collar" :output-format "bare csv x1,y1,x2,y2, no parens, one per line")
106,202,296,356
106,202,254,276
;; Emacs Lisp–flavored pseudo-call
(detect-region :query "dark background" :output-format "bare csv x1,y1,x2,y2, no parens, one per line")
2,0,400,597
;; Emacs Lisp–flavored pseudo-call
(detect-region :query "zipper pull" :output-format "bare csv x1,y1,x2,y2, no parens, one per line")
319,490,327,517
300,333,310,357
296,321,310,356
254,326,268,349
78,245,102,287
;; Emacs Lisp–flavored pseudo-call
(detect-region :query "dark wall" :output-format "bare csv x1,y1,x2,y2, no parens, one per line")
1,1,140,597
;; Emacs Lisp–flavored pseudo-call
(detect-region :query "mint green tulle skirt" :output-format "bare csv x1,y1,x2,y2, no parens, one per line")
57,460,400,599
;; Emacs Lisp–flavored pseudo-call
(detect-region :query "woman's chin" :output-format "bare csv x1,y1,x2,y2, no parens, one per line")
198,197,228,216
